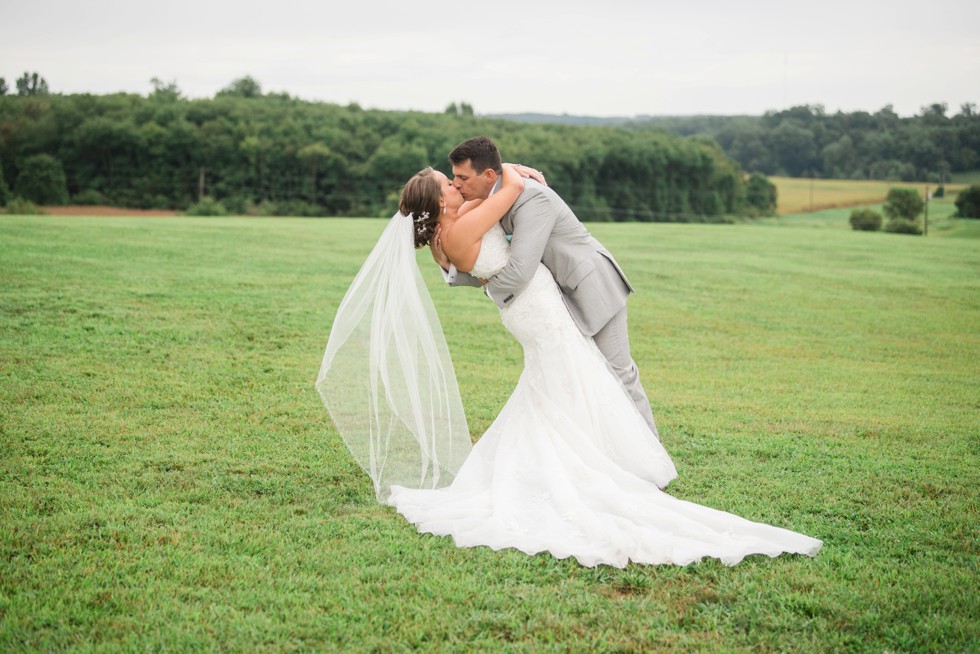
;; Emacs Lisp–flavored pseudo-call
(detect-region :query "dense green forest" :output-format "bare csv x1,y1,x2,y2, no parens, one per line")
1,73,975,220
0,77,746,221
497,103,980,182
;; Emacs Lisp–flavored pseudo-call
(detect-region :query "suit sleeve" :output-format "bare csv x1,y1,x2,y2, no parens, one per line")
441,263,483,288
449,269,484,288
485,188,555,309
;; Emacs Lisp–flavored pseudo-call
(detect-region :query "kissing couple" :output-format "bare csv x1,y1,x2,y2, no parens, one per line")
317,136,821,567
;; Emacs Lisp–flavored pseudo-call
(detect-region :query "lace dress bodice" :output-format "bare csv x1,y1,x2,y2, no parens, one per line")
469,224,510,280
469,225,599,358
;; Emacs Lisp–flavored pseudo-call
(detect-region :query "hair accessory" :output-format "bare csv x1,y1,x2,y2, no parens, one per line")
414,211,430,236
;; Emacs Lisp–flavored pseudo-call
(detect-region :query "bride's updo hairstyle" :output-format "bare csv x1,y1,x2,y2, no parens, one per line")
399,167,442,248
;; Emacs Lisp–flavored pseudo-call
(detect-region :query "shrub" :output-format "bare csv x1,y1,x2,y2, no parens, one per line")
14,154,68,204
744,172,777,216
932,186,945,198
883,188,925,221
849,208,882,231
884,219,923,235
185,196,228,216
3,197,44,215
244,200,280,217
271,200,325,217
148,195,172,210
220,195,248,215
73,189,108,205
953,184,980,219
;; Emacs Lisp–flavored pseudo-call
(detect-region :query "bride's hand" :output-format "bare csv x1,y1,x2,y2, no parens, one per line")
429,224,451,272
500,163,526,192
506,163,547,186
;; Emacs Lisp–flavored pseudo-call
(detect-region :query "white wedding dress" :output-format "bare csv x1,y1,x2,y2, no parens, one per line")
388,225,822,567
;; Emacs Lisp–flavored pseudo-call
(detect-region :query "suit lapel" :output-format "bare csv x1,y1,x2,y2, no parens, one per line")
489,177,514,234
501,211,514,234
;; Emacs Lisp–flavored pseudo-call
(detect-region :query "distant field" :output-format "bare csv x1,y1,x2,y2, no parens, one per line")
949,170,980,184
771,176,967,214
761,188,980,238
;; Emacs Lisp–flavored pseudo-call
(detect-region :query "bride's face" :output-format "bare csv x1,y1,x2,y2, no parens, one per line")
434,171,463,213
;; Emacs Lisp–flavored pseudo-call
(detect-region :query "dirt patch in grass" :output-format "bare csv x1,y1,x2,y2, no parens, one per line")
42,205,179,217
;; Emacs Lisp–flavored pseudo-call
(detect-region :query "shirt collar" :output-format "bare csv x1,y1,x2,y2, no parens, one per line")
489,177,502,197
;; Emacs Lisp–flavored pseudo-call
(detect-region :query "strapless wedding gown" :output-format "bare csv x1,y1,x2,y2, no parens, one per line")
388,225,821,567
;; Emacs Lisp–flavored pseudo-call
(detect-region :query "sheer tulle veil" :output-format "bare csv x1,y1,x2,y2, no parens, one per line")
315,212,472,501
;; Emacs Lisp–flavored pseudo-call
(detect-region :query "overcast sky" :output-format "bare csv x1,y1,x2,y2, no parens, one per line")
2,0,977,117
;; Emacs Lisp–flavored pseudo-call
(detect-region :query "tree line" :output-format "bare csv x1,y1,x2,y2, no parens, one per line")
0,75,763,221
494,103,979,183
633,104,979,182
4,72,973,219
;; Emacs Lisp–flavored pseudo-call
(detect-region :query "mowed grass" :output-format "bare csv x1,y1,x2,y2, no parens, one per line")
1,214,977,653
771,176,967,214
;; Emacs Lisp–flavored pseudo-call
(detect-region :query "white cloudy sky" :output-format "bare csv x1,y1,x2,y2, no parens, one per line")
2,0,977,117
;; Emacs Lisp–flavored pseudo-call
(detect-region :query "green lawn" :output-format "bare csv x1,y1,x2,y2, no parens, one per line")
1,213,977,652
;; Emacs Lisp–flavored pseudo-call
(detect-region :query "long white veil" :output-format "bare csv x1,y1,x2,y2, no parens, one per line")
315,212,472,502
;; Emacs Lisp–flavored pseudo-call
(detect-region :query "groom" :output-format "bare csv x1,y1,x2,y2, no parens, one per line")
432,135,658,434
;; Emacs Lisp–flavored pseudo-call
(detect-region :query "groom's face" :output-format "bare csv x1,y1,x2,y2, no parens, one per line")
452,160,496,202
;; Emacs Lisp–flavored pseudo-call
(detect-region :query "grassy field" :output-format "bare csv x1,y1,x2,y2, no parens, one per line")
949,170,980,185
1,212,978,652
771,177,968,215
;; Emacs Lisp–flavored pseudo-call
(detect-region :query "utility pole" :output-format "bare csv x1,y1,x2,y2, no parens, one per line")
923,185,929,236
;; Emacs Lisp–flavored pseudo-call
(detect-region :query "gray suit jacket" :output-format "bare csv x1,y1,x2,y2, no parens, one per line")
453,179,633,336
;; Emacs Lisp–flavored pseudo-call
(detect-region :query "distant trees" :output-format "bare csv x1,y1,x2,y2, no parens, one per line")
0,83,747,219
150,77,182,101
444,102,475,116
954,185,980,218
14,154,67,204
15,72,48,96
11,72,972,219
218,76,262,98
0,157,9,205
767,120,818,177
297,142,338,204
0,78,7,96
640,103,980,182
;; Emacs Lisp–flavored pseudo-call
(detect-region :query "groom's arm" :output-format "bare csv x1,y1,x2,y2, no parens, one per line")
485,186,555,308
429,232,483,288
445,265,484,288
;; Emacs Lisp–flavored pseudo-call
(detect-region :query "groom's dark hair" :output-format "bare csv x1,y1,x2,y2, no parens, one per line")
449,136,502,174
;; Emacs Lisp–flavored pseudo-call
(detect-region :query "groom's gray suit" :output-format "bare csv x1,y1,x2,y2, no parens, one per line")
449,178,658,434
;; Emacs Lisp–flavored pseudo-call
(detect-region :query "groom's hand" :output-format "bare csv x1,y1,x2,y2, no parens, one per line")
429,224,451,272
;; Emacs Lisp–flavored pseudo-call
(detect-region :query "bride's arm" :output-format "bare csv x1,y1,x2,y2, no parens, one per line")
443,164,523,272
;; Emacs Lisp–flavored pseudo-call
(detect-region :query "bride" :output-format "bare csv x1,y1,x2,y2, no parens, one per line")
317,164,822,568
